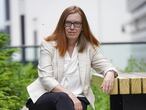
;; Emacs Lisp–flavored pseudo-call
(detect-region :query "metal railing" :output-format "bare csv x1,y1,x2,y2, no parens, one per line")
3,41,146,65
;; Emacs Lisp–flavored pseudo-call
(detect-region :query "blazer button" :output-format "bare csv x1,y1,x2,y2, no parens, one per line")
84,86,89,94
84,85,89,90
84,90,88,95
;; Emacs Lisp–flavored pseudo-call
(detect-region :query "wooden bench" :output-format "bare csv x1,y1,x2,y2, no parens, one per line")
94,73,146,110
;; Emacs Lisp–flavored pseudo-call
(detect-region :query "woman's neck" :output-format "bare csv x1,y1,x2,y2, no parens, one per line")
68,39,77,47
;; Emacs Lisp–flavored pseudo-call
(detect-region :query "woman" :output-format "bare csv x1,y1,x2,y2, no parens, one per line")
26,6,118,110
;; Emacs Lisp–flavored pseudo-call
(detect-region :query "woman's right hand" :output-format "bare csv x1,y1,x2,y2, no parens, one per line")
68,93,83,110
51,85,83,110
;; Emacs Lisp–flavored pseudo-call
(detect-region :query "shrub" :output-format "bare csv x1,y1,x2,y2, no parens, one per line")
125,56,146,72
0,33,37,110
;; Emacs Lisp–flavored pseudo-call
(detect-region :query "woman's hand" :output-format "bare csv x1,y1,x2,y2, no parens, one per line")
101,71,115,94
51,85,83,110
68,93,83,110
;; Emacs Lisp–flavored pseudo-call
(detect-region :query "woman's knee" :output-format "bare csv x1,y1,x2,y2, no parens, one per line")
57,92,74,105
57,92,70,100
56,92,74,110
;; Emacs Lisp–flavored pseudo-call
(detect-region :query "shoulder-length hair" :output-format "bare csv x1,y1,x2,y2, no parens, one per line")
45,6,100,57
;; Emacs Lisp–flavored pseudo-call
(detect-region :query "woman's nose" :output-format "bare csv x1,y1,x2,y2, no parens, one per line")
70,24,75,29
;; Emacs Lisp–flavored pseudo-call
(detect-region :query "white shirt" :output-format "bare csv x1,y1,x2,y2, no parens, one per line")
60,46,83,97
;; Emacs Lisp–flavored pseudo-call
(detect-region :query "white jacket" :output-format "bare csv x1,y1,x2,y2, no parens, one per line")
27,40,117,110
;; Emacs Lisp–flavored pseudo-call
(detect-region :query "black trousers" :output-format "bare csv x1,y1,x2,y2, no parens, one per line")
26,92,89,110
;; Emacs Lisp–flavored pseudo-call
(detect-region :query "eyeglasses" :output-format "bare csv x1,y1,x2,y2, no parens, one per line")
64,21,82,28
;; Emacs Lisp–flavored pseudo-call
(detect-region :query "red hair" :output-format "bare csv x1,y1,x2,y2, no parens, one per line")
45,6,100,57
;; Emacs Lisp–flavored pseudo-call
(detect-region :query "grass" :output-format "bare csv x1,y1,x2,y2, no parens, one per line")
87,76,110,110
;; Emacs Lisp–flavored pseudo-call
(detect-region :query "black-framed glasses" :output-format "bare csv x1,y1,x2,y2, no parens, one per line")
64,21,82,28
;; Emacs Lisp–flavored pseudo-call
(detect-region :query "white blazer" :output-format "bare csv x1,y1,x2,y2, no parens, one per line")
27,40,117,110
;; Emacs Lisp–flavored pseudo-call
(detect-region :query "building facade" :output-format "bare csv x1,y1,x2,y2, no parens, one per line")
124,0,146,61
1,0,100,62
126,0,146,41
1,0,135,69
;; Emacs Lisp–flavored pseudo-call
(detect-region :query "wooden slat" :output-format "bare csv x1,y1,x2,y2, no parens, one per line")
142,78,146,93
93,74,119,94
119,78,130,94
93,74,103,86
94,73,146,95
110,78,118,95
131,78,142,94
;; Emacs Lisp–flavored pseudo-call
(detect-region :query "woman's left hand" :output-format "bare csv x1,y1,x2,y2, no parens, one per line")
101,71,115,94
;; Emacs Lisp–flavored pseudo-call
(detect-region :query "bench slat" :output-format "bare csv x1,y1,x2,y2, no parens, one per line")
131,78,142,94
143,78,146,93
119,78,130,94
94,73,146,95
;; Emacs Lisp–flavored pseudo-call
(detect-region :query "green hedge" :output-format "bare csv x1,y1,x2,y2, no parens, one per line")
0,33,37,110
125,56,146,72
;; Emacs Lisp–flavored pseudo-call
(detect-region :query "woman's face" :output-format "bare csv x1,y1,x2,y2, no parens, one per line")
64,13,82,42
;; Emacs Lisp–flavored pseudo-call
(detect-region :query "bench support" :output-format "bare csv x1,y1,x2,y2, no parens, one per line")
110,94,146,110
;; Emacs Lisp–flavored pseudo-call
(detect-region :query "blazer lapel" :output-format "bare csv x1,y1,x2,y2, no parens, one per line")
56,50,64,82
78,51,87,87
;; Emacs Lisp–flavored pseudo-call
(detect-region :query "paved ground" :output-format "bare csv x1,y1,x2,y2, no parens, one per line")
21,106,28,110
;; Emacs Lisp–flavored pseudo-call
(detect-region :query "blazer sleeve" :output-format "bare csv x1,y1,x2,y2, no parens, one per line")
90,46,118,77
37,40,59,92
